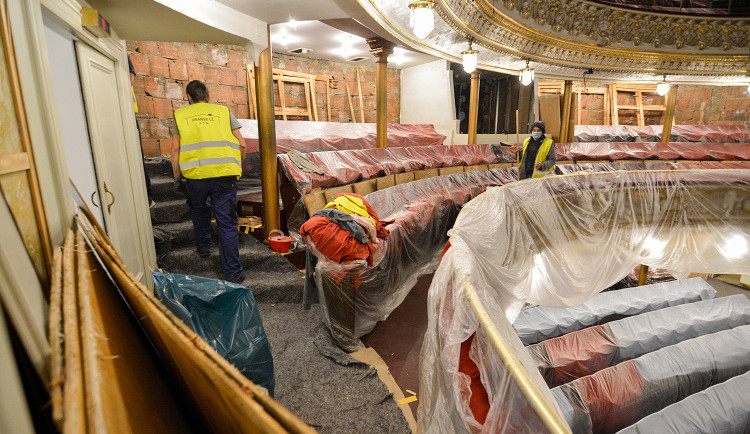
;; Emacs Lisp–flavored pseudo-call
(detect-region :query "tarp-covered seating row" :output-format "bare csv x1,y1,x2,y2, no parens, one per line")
419,170,750,433
575,124,750,143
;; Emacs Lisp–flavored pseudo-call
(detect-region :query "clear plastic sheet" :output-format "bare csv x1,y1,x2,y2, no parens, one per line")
278,144,515,196
554,142,750,161
152,271,275,396
237,120,445,154
617,370,750,434
575,126,644,143
280,144,515,236
553,324,750,433
419,169,750,433
529,295,750,386
309,168,518,351
639,125,750,143
513,278,716,346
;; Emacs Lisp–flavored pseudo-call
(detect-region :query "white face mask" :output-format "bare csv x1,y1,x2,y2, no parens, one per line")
531,131,542,140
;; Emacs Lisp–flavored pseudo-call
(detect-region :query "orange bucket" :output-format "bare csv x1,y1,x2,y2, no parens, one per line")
268,229,294,253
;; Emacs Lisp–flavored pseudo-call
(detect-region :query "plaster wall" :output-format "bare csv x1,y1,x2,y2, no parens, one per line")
400,60,458,145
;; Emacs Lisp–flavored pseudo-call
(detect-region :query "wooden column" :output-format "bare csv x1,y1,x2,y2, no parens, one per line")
637,264,649,286
661,85,678,143
367,38,394,149
468,70,481,145
559,80,574,143
255,41,280,235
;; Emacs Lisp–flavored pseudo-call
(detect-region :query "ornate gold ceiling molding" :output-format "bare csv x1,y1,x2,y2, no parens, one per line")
489,0,750,52
438,0,750,75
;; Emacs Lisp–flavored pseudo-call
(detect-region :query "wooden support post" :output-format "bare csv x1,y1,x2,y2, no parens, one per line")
560,80,574,143
661,85,678,143
255,39,281,236
468,70,481,145
367,37,394,149
245,63,257,119
637,264,649,286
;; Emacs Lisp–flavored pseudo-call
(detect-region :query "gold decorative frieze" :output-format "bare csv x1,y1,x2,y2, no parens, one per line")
436,0,750,75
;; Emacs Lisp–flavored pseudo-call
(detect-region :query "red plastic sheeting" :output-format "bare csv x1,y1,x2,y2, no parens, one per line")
575,125,643,143
531,325,616,387
640,125,750,143
279,144,514,195
554,142,750,161
572,360,647,433
238,120,446,154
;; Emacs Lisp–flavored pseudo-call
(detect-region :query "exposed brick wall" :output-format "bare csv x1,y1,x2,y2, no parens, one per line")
127,41,253,156
674,85,750,125
127,41,401,157
570,84,750,127
272,53,400,124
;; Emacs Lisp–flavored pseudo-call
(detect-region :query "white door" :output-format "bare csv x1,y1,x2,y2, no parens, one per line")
75,42,148,281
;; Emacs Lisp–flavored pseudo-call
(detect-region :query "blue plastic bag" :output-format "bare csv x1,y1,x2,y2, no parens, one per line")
152,271,275,396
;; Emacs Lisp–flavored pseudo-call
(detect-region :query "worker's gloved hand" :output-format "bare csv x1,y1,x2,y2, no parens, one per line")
172,177,186,195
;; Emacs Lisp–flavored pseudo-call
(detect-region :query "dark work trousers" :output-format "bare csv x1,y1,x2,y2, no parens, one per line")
185,176,243,283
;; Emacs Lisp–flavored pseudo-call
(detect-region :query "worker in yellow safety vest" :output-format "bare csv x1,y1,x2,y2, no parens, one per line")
518,121,556,180
170,80,246,283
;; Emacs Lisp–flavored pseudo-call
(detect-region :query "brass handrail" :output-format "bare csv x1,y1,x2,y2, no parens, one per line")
464,278,572,434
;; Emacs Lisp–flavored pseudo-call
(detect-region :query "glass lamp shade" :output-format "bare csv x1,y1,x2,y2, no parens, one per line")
410,4,434,39
656,81,671,96
519,67,534,86
462,49,478,73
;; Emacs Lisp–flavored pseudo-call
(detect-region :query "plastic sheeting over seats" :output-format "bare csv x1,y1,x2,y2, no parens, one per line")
418,170,750,433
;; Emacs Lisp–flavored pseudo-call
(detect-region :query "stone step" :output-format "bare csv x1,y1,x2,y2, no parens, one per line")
144,157,172,178
153,220,200,250
150,199,189,224
151,176,184,202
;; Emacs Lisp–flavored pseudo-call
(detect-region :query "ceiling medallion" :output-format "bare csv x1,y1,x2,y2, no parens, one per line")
434,0,750,75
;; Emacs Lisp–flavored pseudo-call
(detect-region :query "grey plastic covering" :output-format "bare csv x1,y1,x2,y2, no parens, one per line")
513,277,716,345
530,295,750,386
617,370,750,434
611,294,750,363
554,324,750,433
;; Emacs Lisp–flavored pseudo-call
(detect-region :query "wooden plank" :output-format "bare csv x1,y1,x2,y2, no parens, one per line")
618,105,640,110
604,85,611,126
0,152,30,175
465,164,488,172
324,78,331,122
345,82,356,123
272,68,314,79
272,75,310,84
303,191,326,217
323,185,354,203
277,79,287,121
376,175,396,190
394,172,415,184
539,94,562,142
414,168,439,180
439,166,464,176
304,80,314,121
75,213,315,433
245,63,257,119
308,78,318,121
636,91,645,127
62,230,86,434
274,107,310,116
611,85,619,125
49,247,64,429
576,91,581,126
643,105,666,111
352,179,377,196
356,67,365,123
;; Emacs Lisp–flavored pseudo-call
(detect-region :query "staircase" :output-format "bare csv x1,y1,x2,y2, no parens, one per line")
145,157,305,304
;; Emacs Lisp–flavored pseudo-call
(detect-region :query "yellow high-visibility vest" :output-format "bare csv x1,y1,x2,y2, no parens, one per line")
174,102,241,179
131,86,138,113
519,137,554,178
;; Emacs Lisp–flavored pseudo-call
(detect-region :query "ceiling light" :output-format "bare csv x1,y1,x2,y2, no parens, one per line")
747,83,750,94
519,60,534,86
391,47,408,66
409,1,434,39
656,75,671,96
462,39,479,73
288,17,297,29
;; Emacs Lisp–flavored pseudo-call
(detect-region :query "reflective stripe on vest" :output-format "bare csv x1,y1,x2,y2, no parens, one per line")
175,102,241,179
519,137,554,179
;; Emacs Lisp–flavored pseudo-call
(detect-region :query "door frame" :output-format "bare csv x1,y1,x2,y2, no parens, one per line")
7,0,156,284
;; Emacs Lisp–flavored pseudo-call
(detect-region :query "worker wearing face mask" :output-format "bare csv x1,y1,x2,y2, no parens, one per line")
518,121,555,180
